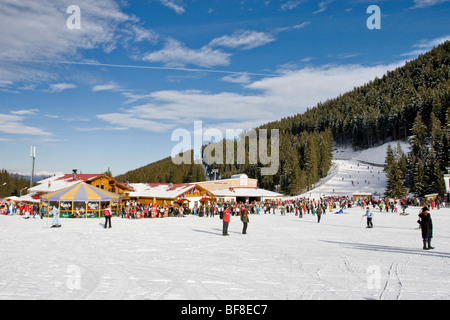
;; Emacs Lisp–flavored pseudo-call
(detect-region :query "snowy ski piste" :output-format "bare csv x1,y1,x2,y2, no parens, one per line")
0,206,449,300
1,143,448,300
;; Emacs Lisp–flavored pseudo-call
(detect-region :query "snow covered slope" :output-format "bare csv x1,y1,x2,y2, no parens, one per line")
333,141,410,165
294,141,410,200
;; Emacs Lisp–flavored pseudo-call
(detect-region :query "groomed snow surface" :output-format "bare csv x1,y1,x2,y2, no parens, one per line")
295,142,410,200
1,206,449,300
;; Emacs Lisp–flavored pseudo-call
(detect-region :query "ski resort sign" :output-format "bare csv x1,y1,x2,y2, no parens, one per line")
171,121,279,176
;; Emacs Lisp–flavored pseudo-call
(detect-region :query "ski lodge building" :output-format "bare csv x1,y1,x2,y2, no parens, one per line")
195,174,282,204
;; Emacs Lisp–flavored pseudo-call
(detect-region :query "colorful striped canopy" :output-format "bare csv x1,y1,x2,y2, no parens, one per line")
41,182,121,202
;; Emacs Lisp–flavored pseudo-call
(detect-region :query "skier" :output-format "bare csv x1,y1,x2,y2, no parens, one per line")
50,206,61,228
240,206,249,234
417,207,434,250
363,207,373,228
222,206,230,236
316,206,322,223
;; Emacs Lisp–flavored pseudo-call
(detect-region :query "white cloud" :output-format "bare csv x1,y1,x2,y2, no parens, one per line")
209,30,276,50
246,63,403,110
401,35,450,57
0,0,129,62
0,113,52,136
273,22,311,34
313,0,334,14
130,25,159,43
0,0,155,87
412,0,450,8
142,38,231,68
159,0,186,14
92,83,121,92
76,126,128,132
49,83,77,93
97,112,175,133
221,74,252,84
97,62,404,133
281,1,303,11
10,109,39,115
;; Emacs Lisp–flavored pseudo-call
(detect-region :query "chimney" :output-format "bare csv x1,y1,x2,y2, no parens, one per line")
72,169,78,180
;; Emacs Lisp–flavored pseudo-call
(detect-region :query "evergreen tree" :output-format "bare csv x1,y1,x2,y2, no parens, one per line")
384,144,408,198
423,149,446,196
384,161,408,199
0,170,30,198
104,167,113,177
396,142,408,182
384,144,395,176
409,112,428,162
413,158,426,197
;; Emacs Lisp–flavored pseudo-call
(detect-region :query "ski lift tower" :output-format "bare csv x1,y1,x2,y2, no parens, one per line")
30,146,36,188
211,169,219,181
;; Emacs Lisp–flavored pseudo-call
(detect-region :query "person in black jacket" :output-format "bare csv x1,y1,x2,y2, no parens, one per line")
240,206,249,234
417,207,434,250
316,206,322,223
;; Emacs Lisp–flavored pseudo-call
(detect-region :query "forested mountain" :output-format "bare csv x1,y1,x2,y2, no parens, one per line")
116,41,450,197
264,41,450,150
0,170,32,198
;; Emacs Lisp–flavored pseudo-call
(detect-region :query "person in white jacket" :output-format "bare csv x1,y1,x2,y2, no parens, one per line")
50,206,61,227
363,207,373,228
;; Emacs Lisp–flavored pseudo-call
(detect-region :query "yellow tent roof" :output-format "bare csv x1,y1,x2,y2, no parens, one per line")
41,182,121,202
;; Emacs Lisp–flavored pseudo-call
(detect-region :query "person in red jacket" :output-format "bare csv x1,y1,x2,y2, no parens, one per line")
222,206,230,236
104,205,112,229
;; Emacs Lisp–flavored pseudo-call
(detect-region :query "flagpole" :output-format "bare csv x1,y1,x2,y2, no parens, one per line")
30,146,36,188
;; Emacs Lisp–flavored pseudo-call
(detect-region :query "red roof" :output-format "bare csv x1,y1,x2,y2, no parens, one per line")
56,174,103,182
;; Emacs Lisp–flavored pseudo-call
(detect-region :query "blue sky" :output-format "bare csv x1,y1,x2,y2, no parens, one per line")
0,0,449,176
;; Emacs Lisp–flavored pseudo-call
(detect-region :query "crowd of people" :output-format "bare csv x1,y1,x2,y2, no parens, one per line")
0,195,444,220
0,195,441,249
0,202,41,218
